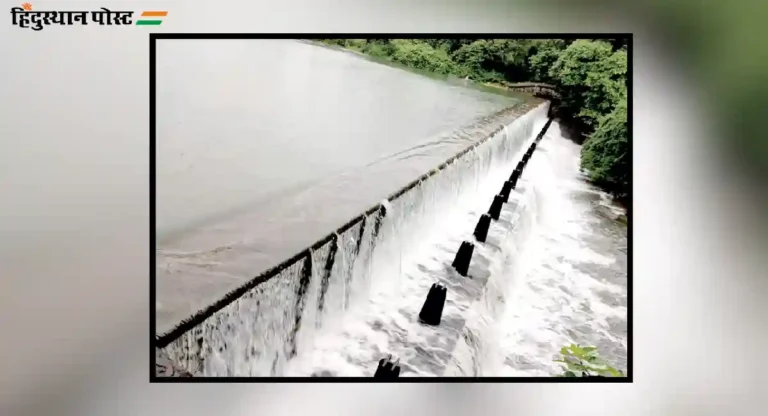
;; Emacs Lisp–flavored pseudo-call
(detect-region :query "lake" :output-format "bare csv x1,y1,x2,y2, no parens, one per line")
155,39,531,334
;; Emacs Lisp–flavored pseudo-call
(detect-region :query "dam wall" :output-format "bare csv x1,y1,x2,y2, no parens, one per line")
155,101,552,376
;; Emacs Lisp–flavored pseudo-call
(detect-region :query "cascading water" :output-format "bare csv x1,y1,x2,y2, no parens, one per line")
480,121,629,376
159,102,560,376
283,113,552,377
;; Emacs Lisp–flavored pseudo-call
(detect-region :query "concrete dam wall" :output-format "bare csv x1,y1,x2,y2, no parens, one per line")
155,100,553,377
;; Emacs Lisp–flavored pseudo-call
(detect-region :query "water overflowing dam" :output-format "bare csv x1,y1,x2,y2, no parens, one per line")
157,101,550,375
154,40,627,377
155,40,528,336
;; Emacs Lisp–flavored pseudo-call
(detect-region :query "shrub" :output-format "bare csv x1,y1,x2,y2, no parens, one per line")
581,96,629,198
555,344,625,377
549,40,627,128
389,40,458,75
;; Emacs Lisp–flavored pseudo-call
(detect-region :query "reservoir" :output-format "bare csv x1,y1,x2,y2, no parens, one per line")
156,39,527,335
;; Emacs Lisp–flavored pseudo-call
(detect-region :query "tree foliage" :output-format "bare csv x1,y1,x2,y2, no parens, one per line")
555,344,625,377
388,40,458,75
581,95,629,198
549,40,627,128
451,39,534,82
316,38,629,201
528,39,569,84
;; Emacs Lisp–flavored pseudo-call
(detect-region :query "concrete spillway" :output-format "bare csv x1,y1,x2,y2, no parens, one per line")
155,101,552,377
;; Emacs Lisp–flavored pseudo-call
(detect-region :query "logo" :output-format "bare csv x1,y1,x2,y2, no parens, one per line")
10,3,169,31
136,11,168,26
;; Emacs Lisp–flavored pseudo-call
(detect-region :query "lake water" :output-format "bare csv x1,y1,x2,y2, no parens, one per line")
155,40,530,334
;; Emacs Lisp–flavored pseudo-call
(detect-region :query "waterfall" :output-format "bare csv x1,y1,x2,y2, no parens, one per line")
159,102,551,376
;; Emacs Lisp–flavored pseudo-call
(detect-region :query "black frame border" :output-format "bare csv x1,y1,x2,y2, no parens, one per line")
150,33,633,383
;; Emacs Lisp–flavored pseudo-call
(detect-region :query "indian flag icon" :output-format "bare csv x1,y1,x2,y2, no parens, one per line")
136,11,167,25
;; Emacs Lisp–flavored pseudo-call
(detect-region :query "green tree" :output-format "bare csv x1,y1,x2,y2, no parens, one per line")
389,40,458,75
362,39,395,57
549,40,627,128
581,95,629,198
488,39,535,81
450,39,534,82
423,39,475,54
528,39,567,84
450,40,493,79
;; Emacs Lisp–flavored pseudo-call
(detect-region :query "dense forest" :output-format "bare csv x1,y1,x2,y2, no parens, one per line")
318,39,629,202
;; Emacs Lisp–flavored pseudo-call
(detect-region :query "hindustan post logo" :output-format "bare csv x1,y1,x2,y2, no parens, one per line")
10,3,168,31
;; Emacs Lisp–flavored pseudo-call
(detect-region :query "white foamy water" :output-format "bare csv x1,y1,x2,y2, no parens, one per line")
284,120,628,377
283,116,550,377
481,121,628,377
159,110,628,378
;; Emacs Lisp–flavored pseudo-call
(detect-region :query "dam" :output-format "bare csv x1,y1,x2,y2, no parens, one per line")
154,40,628,377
